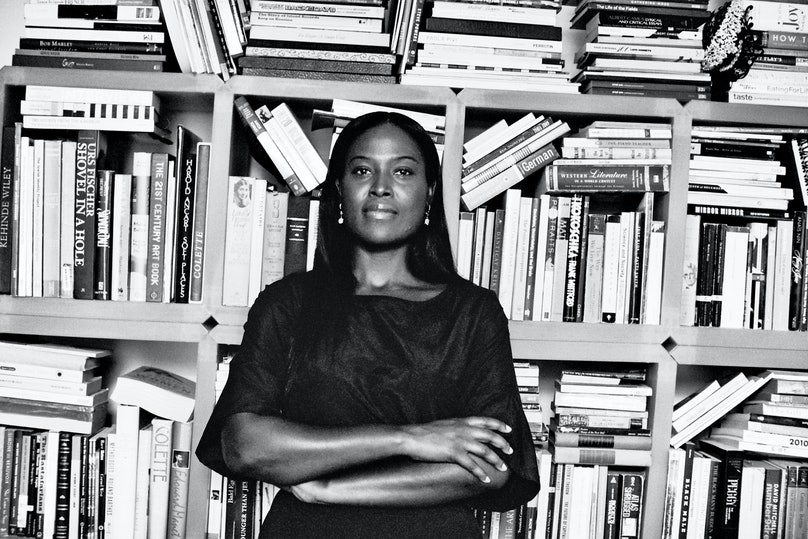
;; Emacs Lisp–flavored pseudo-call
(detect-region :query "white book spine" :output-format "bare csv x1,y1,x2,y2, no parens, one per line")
456,211,474,280
601,215,622,323
148,418,173,539
462,113,536,166
418,31,562,53
720,226,750,328
60,141,77,298
529,195,550,319
222,177,255,307
497,189,522,318
112,404,140,539
471,207,487,286
644,221,665,325
480,211,496,289
22,26,165,43
162,168,177,303
615,211,635,324
550,196,571,322
510,196,533,320
111,174,133,301
248,24,390,47
132,425,152,539
23,115,158,133
773,219,793,330
42,139,62,297
25,85,159,106
271,103,327,186
259,108,319,192
31,139,44,297
248,179,268,307
764,225,777,330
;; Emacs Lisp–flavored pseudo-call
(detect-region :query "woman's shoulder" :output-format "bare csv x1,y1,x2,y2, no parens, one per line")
444,278,504,316
250,270,325,314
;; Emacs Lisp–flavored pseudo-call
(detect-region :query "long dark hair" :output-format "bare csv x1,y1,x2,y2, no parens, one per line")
315,111,457,290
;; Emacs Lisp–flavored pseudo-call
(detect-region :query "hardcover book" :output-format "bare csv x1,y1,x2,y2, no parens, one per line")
111,366,195,423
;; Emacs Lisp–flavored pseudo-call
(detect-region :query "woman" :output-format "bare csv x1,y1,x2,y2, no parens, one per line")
197,112,539,538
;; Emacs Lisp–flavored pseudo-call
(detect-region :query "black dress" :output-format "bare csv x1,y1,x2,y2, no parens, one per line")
196,271,539,538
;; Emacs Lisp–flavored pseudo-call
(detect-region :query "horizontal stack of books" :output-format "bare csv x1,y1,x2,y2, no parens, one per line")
459,112,569,211
550,368,653,467
664,369,808,539
241,0,396,82
400,0,579,92
0,340,110,435
724,0,808,107
242,0,396,82
14,1,167,73
680,125,808,331
4,86,212,303
569,0,712,99
515,361,548,447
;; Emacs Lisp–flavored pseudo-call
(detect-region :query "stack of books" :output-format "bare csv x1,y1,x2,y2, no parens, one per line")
5,85,212,304
725,0,808,107
240,0,396,82
515,361,548,446
569,0,712,99
664,370,808,539
160,0,246,78
680,125,808,331
243,0,395,82
235,96,328,197
400,0,580,92
0,340,110,435
14,1,167,73
459,112,569,211
550,368,653,466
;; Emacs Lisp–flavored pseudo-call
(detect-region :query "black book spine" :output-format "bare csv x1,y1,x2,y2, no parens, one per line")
695,222,714,327
789,211,806,330
575,196,590,322
0,126,15,294
592,10,709,29
691,140,777,160
18,38,163,54
173,126,201,304
236,55,394,75
688,204,792,221
563,194,584,322
283,194,311,276
78,435,90,539
239,67,396,83
73,130,102,300
12,54,163,72
93,170,114,300
95,436,107,539
424,17,562,40
628,210,645,325
54,432,72,539
25,432,40,537
604,471,622,539
711,223,727,327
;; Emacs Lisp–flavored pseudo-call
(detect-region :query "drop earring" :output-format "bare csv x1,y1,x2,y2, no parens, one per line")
338,203,344,225
424,204,431,226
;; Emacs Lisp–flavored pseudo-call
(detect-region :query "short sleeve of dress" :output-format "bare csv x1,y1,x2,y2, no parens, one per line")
195,273,308,476
459,289,540,512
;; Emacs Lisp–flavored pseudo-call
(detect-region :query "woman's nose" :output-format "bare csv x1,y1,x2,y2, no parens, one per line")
370,172,392,196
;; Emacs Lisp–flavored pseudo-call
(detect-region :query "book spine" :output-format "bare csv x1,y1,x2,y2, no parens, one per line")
94,436,107,539
73,131,101,299
425,17,562,40
562,194,584,322
93,170,114,300
146,153,169,302
523,198,540,320
128,153,150,301
619,472,644,539
167,421,192,538
488,209,506,296
462,117,554,178
604,471,622,539
173,128,200,304
77,435,90,539
189,142,211,303
271,103,326,186
789,211,806,330
54,432,71,539
11,54,163,72
548,164,669,192
283,194,310,277
111,174,132,301
539,196,560,321
148,419,173,539
0,127,15,294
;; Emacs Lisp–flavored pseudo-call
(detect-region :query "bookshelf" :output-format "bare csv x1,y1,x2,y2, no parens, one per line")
1,60,807,538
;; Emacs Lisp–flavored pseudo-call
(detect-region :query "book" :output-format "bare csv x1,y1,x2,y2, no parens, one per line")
283,194,311,276
93,169,114,300
172,125,202,303
167,420,192,538
550,444,652,466
146,152,170,302
222,176,257,306
128,152,151,301
73,130,105,299
189,141,211,304
111,173,132,301
550,430,652,450
540,163,670,192
133,423,152,539
255,104,322,193
148,417,173,539
111,366,195,422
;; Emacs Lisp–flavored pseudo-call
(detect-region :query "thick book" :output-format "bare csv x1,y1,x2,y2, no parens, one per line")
171,125,202,303
93,170,114,300
242,66,396,83
111,366,195,423
73,130,105,299
0,340,110,369
237,55,394,74
0,126,16,295
550,430,652,449
11,53,163,72
23,86,156,107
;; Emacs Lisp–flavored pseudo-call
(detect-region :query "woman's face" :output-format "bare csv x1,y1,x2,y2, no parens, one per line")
236,182,250,204
339,123,434,249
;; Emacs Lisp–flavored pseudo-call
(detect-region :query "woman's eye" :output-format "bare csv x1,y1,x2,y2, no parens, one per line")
351,167,371,176
395,168,414,176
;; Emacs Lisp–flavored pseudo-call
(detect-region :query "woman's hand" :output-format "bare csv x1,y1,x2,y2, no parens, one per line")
399,417,513,484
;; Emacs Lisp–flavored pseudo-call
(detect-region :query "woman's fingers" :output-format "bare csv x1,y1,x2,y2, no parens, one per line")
465,416,512,434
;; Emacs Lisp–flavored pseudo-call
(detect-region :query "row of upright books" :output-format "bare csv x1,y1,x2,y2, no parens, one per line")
665,369,808,539
0,85,211,302
680,126,808,331
0,339,198,539
13,0,808,105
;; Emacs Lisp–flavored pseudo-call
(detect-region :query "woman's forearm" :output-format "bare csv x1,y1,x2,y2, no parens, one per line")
291,457,510,507
221,413,406,485
221,413,513,487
